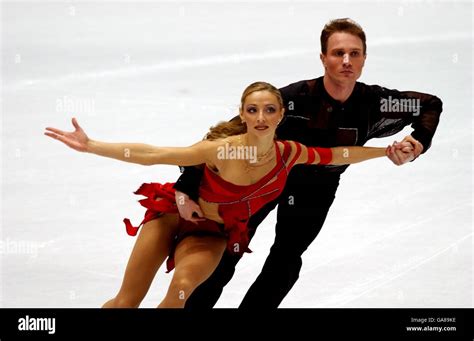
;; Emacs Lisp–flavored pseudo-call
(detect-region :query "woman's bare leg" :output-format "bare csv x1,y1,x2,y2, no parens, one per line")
158,235,227,308
102,213,179,308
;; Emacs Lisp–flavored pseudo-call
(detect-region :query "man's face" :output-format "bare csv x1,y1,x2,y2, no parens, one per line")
320,32,366,85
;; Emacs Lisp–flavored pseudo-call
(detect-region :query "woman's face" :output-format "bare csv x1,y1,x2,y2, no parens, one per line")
240,90,284,137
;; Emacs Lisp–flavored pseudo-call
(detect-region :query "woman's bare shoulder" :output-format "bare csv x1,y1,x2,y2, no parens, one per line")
275,140,286,154
196,137,229,150
204,135,240,145
276,139,302,152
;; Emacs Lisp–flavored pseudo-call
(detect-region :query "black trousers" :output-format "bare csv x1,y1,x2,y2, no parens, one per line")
184,166,340,309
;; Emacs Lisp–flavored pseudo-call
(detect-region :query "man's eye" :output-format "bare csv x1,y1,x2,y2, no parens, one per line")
336,51,344,56
351,51,360,57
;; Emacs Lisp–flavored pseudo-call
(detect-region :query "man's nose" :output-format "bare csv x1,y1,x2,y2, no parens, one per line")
343,53,351,66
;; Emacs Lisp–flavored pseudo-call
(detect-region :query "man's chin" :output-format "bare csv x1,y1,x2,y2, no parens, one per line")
335,74,358,85
341,70,358,77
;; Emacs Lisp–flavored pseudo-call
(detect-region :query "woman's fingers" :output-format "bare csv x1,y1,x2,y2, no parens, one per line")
387,145,402,165
44,131,69,145
44,131,64,140
44,131,57,139
45,127,66,136
71,117,81,131
45,131,83,151
45,131,65,142
44,119,88,152
45,117,81,136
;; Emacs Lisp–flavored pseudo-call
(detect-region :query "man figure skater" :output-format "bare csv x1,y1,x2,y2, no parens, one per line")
174,18,443,309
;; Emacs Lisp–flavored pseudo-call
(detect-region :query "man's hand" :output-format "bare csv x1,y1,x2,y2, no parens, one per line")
386,135,423,166
175,190,205,224
402,135,424,158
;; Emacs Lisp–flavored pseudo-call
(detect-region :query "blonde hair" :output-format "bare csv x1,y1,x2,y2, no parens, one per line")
205,81,283,140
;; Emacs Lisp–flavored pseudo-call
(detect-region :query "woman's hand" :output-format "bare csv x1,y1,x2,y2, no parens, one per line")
44,117,90,152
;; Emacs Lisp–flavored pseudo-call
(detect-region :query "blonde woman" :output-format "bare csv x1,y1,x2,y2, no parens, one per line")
45,82,394,308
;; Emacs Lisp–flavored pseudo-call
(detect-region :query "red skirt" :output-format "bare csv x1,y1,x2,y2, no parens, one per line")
123,182,227,272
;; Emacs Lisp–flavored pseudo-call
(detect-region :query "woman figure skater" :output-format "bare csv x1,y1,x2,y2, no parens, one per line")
44,82,402,308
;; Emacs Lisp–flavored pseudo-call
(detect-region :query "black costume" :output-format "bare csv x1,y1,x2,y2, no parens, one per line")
174,76,443,309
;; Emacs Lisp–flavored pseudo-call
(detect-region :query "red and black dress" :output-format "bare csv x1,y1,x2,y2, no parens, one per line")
123,140,332,272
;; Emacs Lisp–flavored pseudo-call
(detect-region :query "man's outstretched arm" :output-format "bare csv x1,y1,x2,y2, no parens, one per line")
366,85,443,165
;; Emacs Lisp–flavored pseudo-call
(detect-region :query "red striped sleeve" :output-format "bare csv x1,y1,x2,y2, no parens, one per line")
306,146,316,164
281,140,292,164
288,141,302,169
311,147,332,165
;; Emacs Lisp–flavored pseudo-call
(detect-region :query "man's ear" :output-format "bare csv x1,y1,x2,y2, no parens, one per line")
320,52,327,68
362,53,367,68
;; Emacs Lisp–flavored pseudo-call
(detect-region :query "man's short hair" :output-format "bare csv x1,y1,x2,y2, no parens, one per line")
320,18,367,55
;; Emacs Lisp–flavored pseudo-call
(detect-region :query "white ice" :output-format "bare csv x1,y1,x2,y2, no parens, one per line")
1,1,472,308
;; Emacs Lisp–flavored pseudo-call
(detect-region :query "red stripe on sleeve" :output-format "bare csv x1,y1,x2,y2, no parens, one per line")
288,141,302,169
313,147,332,165
306,147,316,164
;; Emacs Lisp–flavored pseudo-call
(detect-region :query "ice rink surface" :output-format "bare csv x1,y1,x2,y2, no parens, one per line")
1,1,472,308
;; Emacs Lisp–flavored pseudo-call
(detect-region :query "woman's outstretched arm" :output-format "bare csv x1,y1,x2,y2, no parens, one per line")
290,140,409,166
44,117,216,166
326,146,388,165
